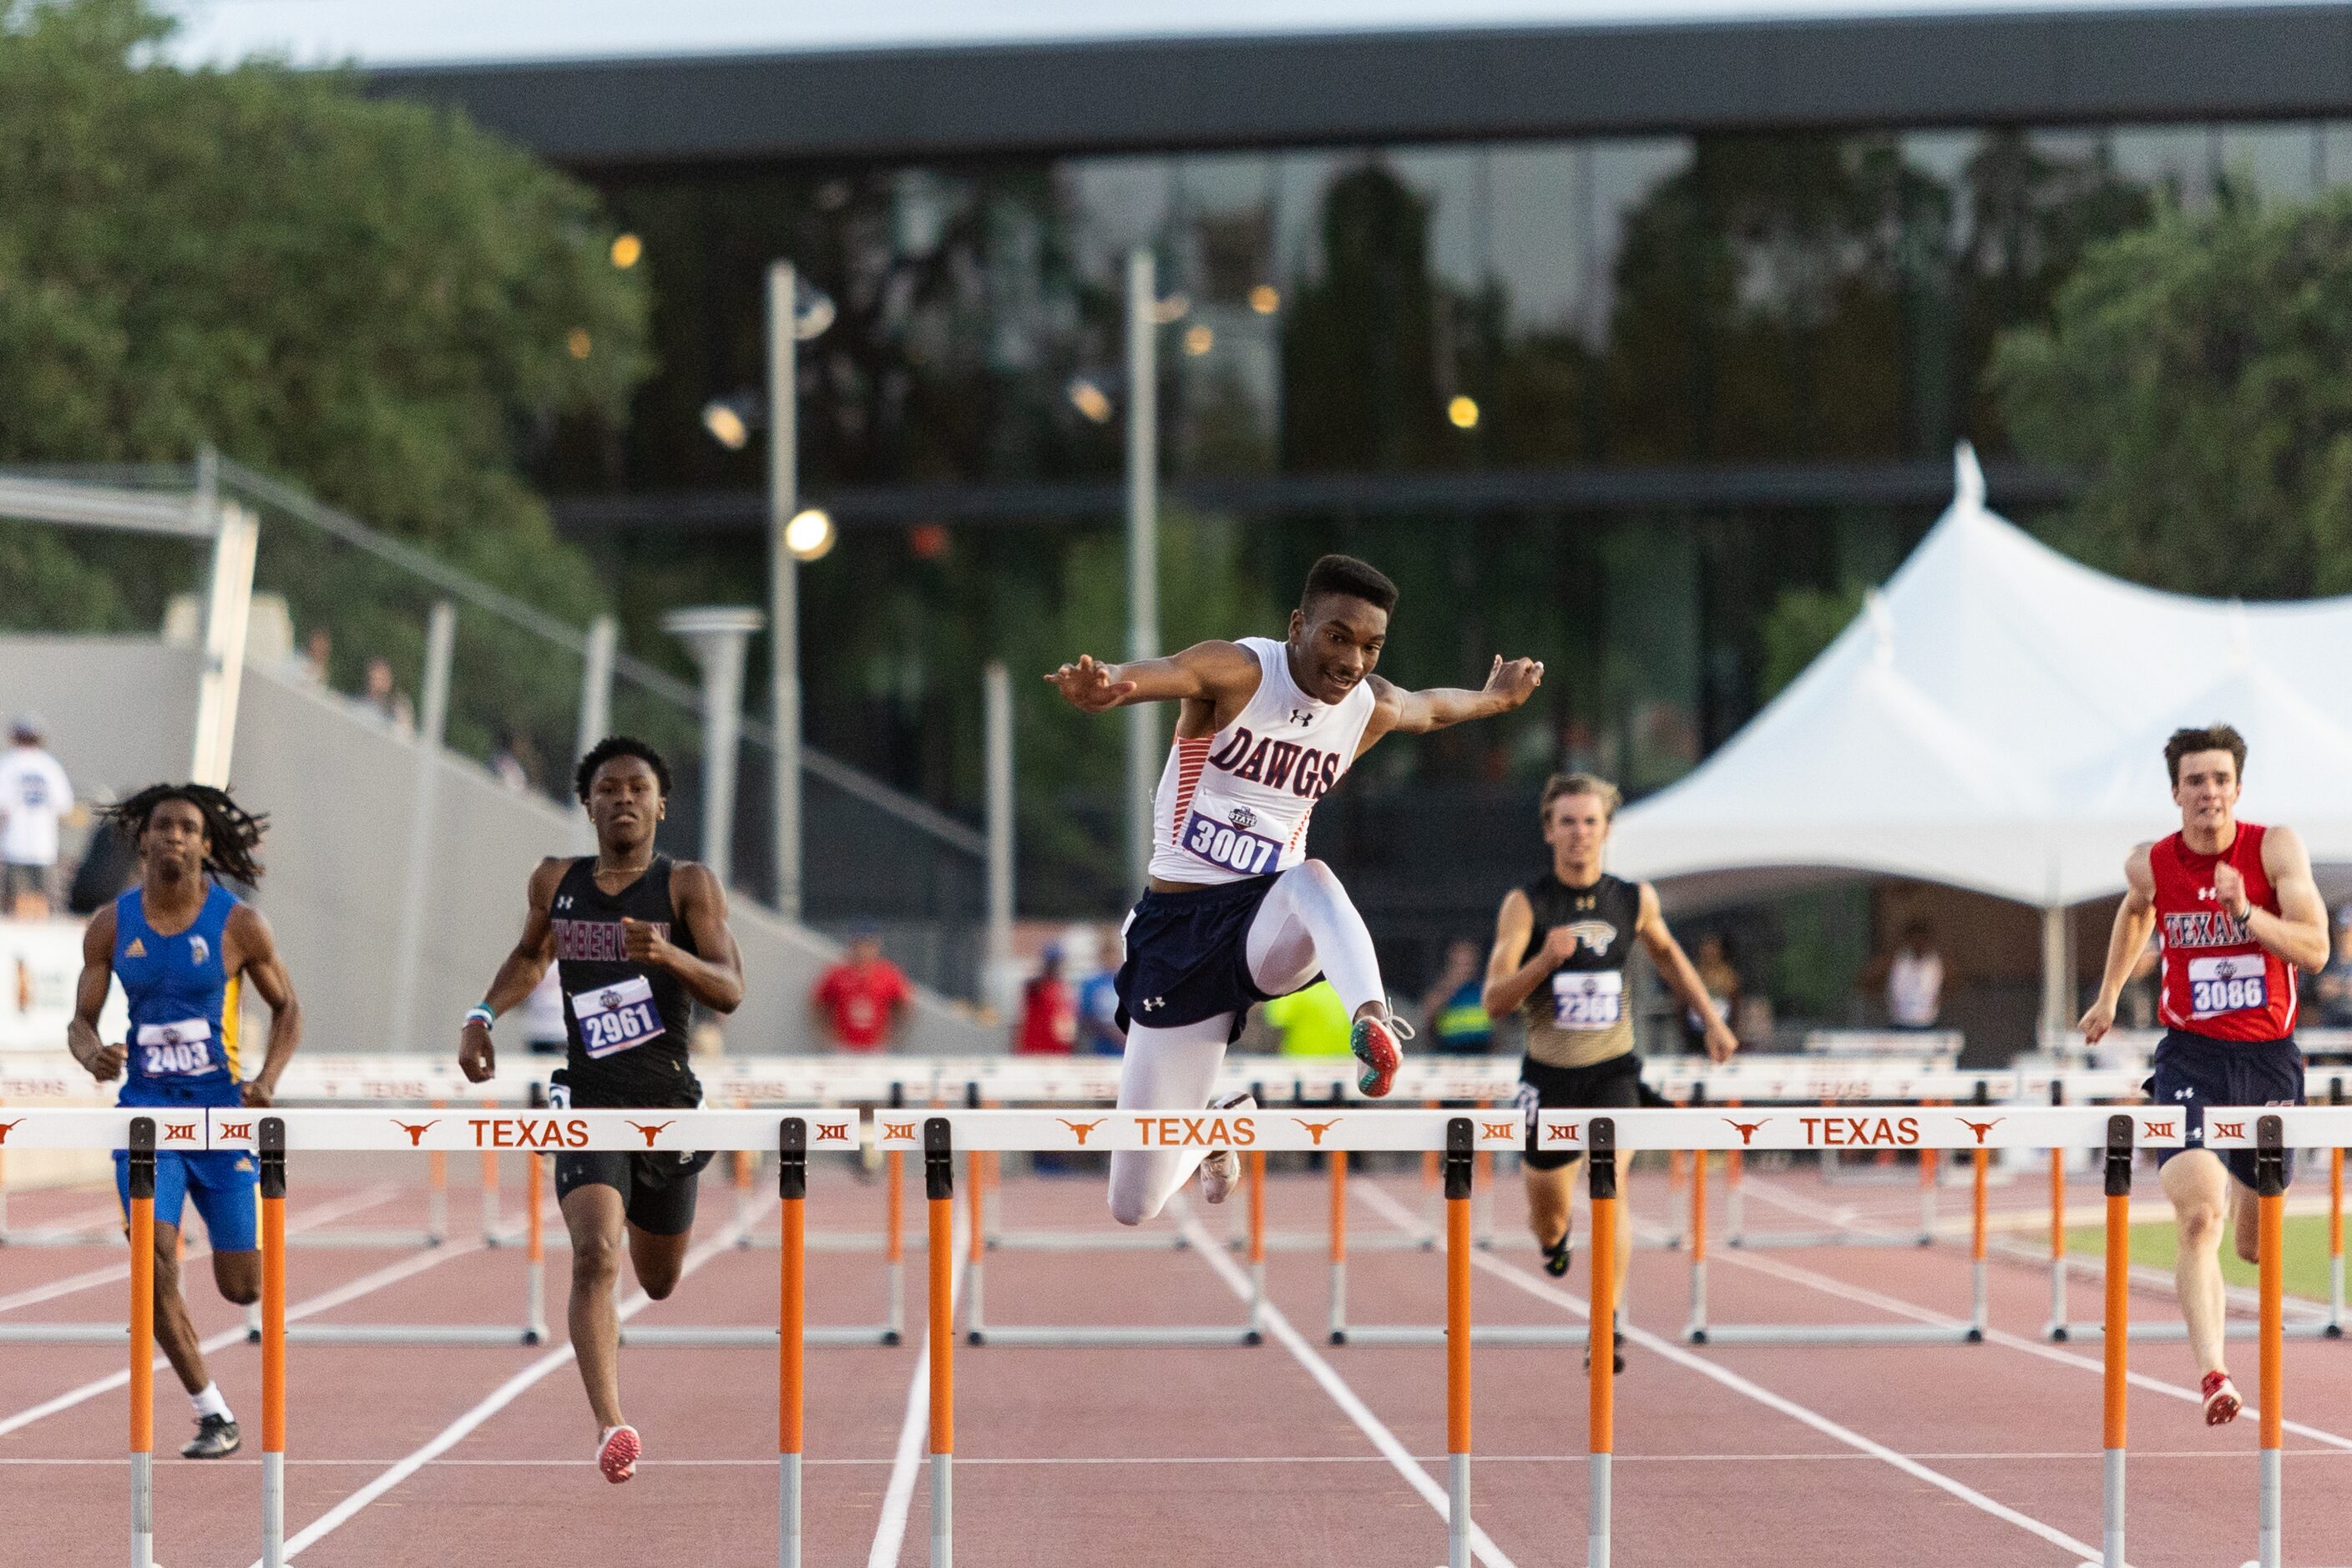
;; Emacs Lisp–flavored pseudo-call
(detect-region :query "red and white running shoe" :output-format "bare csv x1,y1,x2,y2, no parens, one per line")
597,1424,642,1483
2201,1371,2242,1427
1348,1012,1413,1098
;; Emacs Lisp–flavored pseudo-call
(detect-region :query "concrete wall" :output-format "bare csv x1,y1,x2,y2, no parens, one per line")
0,635,991,1058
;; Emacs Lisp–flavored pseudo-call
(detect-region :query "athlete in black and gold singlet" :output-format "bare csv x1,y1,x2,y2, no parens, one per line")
1482,773,1736,1367
458,736,744,1484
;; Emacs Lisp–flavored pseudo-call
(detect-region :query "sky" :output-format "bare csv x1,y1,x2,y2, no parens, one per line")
155,0,2308,70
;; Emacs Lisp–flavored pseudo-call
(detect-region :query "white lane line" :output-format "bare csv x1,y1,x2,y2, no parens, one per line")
258,1202,762,1567
0,1185,401,1317
1177,1210,1520,1568
1707,1223,2352,1453
0,1206,468,1440
864,1222,964,1568
1353,1182,2104,1566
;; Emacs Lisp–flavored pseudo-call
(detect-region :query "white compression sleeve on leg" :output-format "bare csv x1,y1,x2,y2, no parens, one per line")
1244,860,1385,1016
1106,1015,1232,1226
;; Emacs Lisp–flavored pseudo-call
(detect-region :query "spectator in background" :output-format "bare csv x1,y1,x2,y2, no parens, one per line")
1077,924,1125,1055
1264,979,1351,1059
0,715,73,919
1419,938,1493,1055
1015,946,1078,1055
2315,908,2352,1028
490,729,534,792
812,924,912,1052
362,655,416,735
1686,933,1742,1054
521,964,569,1055
301,627,332,686
1884,920,1945,1030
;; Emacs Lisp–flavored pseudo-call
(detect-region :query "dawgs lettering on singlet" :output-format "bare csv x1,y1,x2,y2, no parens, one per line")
1204,727,1343,801
551,918,671,963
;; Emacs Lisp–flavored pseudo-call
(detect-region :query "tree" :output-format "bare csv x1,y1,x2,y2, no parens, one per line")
1991,190,2352,599
0,0,649,638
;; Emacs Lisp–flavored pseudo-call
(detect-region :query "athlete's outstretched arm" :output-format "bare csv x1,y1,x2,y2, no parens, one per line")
227,905,302,1108
2080,845,2158,1044
67,905,123,1083
2235,824,2330,972
628,861,746,1014
1043,641,1260,714
1361,656,1543,749
1636,883,1737,1064
459,857,565,1082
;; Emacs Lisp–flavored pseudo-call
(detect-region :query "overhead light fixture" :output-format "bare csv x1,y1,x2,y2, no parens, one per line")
1248,284,1280,315
610,233,644,270
1151,291,1191,325
793,281,837,341
785,508,837,561
1448,395,1480,430
1182,324,1215,357
1067,377,1115,424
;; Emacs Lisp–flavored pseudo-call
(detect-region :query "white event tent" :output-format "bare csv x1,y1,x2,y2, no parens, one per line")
1611,444,2352,1033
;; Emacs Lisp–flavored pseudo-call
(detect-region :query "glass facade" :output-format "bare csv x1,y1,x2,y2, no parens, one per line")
549,118,2349,938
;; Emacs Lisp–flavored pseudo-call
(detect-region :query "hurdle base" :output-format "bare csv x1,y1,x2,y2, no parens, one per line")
986,1231,1191,1252
618,1323,903,1347
1687,1321,1978,1347
285,1229,444,1250
1332,1323,1588,1347
1727,1231,1931,1251
2049,1318,2326,1343
280,1323,544,1345
0,1230,123,1248
964,1324,1261,1347
0,1322,128,1342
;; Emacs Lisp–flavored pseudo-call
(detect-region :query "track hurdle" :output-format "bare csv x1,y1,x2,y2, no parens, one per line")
898,1106,1516,1568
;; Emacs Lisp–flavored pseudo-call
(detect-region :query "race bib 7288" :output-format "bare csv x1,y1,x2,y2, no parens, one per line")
572,975,664,1059
1179,809,1282,877
1551,970,1624,1030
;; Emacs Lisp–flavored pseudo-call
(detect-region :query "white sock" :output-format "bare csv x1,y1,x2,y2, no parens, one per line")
191,1382,231,1422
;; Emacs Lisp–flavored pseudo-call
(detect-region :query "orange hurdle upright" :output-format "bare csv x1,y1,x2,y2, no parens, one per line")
127,1116,156,1568
1587,1116,1618,1568
2099,1114,2131,1568
924,1119,956,1567
2257,1115,2286,1568
260,1119,289,1568
1442,1118,1476,1568
778,1117,808,1568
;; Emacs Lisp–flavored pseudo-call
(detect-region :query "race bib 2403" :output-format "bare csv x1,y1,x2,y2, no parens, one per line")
2187,954,2269,1019
135,1017,215,1076
1179,808,1282,877
572,975,664,1059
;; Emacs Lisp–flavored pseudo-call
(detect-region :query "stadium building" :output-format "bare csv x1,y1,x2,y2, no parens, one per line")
180,0,2352,1039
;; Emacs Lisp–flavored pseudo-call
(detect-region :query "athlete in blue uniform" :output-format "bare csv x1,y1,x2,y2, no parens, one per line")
69,784,302,1459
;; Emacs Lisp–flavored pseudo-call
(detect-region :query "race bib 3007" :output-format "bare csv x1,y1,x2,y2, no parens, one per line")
571,975,665,1059
2187,954,2269,1019
1178,809,1282,878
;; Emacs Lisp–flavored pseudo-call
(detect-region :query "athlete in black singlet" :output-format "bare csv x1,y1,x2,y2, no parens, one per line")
458,736,744,1484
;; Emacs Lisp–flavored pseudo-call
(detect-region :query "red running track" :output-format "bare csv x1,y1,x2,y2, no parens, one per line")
3,1155,2349,1566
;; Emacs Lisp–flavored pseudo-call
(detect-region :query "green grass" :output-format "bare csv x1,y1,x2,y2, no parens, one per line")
2063,1215,2338,1303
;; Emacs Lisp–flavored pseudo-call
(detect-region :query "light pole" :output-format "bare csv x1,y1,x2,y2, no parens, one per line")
665,606,766,888
765,261,836,923
1124,247,1161,898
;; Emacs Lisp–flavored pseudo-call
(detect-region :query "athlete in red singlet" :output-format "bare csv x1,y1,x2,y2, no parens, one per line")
2080,725,2329,1424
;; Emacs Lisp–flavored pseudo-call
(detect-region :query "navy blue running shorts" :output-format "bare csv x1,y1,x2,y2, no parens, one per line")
1115,874,1308,1044
2146,1029,2304,1189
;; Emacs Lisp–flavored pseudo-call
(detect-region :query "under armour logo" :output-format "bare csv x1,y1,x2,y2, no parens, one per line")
1139,997,1166,1012
2174,1087,2195,1101
558,896,573,909
1289,709,1313,726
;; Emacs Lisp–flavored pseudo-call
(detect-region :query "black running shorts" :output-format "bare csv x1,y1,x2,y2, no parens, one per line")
2147,1029,2304,1190
1516,1051,1644,1171
547,1071,715,1235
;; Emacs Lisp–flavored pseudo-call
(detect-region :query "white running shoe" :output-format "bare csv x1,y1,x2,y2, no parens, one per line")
1197,1091,1257,1204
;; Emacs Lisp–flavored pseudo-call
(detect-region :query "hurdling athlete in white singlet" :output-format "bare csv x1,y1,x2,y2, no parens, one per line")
1045,554,1543,1226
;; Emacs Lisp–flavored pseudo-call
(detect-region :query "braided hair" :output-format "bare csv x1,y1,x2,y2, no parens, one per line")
101,783,268,886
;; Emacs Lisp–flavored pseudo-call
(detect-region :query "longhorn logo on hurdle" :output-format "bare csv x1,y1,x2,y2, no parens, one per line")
626,1120,675,1147
0,1119,21,1144
1959,1117,2003,1145
392,1119,438,1146
1058,1118,1107,1146
1723,1117,1769,1146
1291,1118,1343,1146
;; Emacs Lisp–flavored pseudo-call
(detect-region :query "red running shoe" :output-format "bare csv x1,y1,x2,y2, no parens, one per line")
2201,1371,2241,1427
597,1424,641,1483
1348,1013,1412,1098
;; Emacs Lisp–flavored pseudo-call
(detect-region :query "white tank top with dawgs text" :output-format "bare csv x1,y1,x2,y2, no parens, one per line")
1146,636,1377,887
